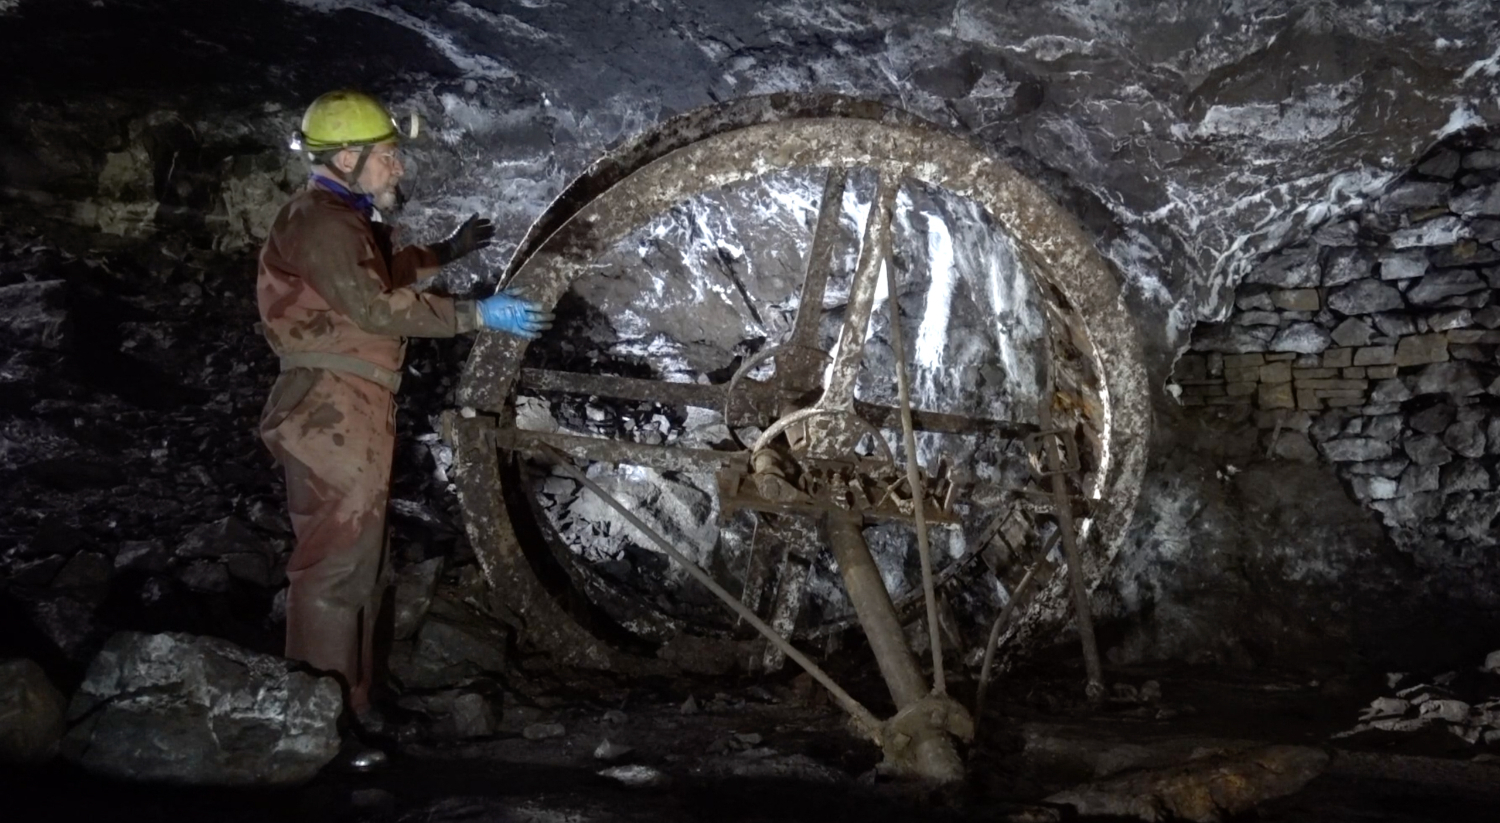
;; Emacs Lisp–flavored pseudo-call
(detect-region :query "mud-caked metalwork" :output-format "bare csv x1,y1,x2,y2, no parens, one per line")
448,94,1151,781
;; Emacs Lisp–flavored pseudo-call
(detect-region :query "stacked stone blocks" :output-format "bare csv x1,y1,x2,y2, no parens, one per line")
1173,132,1500,543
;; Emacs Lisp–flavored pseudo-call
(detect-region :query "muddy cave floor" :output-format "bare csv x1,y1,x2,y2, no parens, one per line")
8,660,1500,823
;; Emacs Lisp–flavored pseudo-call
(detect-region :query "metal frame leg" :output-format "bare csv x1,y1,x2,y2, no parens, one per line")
825,515,965,781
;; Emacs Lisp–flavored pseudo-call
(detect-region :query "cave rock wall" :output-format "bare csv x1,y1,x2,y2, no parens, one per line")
1109,127,1500,672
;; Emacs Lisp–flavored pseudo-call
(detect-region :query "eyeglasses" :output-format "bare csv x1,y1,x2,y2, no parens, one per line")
366,147,404,171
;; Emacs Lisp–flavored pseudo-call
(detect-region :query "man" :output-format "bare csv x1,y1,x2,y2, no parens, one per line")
257,90,550,767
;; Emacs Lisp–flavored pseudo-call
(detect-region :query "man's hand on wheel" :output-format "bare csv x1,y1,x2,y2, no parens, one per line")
476,287,554,339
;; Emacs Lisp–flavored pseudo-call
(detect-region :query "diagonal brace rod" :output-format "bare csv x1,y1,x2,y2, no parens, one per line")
1038,401,1105,700
973,533,1058,726
883,237,946,694
538,443,884,740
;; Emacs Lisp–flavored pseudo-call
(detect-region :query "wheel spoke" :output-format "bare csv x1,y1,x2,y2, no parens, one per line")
496,427,739,473
779,168,850,394
852,400,1036,440
519,368,779,418
819,173,897,412
520,367,1035,438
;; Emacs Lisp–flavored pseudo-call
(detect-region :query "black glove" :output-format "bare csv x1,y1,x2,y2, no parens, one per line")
432,214,495,265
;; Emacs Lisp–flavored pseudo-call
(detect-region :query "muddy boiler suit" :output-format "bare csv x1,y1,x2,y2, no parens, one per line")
256,181,476,714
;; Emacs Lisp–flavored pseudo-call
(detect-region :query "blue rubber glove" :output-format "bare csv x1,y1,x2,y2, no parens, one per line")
476,287,554,339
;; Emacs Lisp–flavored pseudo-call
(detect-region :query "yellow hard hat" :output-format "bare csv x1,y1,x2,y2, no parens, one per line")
293,90,399,152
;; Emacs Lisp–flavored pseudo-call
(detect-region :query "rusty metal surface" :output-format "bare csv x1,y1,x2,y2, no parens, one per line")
974,547,1056,724
826,515,928,708
826,515,966,780
520,368,781,418
855,401,1035,440
454,93,1151,678
717,460,963,526
500,428,961,521
503,424,983,524
880,693,971,782
531,437,974,780
722,346,823,446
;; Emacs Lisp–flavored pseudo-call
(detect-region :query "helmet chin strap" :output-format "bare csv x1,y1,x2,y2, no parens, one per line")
329,144,375,194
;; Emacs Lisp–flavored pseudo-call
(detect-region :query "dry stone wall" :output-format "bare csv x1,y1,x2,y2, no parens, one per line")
1172,128,1500,576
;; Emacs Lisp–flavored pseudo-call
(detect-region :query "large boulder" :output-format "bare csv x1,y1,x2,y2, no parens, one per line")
392,557,444,641
175,515,267,560
60,633,342,785
389,617,509,690
0,659,67,764
1047,745,1330,823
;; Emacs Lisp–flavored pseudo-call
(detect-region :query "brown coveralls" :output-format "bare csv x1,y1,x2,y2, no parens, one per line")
257,183,475,713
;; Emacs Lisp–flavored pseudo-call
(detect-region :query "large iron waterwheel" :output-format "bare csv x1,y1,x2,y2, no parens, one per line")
445,95,1150,682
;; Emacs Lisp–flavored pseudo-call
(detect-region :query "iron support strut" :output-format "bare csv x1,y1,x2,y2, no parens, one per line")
1037,403,1106,702
824,516,927,706
825,515,966,782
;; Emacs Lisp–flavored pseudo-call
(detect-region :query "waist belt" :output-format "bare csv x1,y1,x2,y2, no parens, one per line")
279,352,402,393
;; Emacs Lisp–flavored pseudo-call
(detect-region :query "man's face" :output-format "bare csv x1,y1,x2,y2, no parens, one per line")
337,141,404,211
